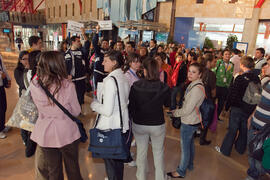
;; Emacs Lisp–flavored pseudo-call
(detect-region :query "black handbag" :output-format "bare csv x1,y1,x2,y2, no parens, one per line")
172,117,181,129
40,83,88,143
88,76,131,160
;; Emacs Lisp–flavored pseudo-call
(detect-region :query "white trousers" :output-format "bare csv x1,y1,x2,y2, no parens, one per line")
132,123,166,180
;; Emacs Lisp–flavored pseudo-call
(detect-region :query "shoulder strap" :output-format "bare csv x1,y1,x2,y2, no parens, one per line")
70,51,75,77
111,76,123,129
39,82,77,123
94,76,124,129
187,82,204,94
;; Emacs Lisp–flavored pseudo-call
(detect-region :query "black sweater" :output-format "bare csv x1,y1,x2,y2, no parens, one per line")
129,79,171,126
226,72,260,115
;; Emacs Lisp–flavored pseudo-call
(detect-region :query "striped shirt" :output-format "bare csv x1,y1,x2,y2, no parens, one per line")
252,80,270,127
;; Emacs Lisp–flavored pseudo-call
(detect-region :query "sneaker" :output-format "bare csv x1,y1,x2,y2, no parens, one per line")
2,126,11,133
126,160,136,167
0,132,7,139
215,146,221,153
244,176,255,180
104,177,108,180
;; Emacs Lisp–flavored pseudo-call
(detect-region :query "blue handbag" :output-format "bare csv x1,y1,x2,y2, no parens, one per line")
88,76,130,160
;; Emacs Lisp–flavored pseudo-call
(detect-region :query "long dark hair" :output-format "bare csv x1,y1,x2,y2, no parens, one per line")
37,51,68,103
16,51,29,71
143,57,160,81
123,52,140,73
29,50,41,78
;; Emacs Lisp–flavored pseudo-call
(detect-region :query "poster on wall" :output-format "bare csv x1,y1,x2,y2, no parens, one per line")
142,31,153,42
67,20,84,35
155,32,169,44
233,42,248,54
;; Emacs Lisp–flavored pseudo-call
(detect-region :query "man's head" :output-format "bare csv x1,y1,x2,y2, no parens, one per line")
116,41,124,51
28,36,42,50
255,48,265,59
125,41,135,53
150,39,156,48
232,48,241,56
101,39,109,50
70,36,81,50
240,56,255,71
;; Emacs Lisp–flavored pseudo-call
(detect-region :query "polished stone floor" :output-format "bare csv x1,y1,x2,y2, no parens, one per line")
0,52,269,180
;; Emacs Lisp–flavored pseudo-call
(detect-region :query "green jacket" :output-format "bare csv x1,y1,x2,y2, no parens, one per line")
212,59,234,88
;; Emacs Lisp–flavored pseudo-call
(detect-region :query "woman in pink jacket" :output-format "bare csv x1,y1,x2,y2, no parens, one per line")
30,51,83,180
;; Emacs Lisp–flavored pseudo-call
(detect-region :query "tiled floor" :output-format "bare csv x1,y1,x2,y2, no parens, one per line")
0,52,268,180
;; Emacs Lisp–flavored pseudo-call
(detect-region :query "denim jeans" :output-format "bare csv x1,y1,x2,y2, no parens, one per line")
220,107,249,156
170,85,184,110
216,86,228,118
247,124,266,179
176,123,198,177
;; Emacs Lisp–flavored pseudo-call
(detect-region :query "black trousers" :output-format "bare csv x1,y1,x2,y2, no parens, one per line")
74,79,85,105
0,86,7,132
104,159,124,180
216,86,229,118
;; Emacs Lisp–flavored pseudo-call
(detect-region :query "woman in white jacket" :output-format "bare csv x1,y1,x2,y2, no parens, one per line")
167,63,205,178
90,50,130,180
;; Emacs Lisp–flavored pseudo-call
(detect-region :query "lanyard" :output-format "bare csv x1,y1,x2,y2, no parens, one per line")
129,69,139,79
223,61,231,76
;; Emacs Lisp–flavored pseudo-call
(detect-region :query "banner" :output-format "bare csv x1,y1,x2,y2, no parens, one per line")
67,20,84,35
98,20,112,30
233,42,248,55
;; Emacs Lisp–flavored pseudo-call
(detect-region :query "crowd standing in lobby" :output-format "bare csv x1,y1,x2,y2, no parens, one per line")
1,26,270,180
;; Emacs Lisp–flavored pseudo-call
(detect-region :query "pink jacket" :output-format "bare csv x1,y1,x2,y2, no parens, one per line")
30,79,81,148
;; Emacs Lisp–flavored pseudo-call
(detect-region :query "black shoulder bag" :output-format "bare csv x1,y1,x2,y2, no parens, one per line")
40,83,88,143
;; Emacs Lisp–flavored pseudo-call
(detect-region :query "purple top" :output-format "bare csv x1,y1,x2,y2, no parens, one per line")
30,79,81,148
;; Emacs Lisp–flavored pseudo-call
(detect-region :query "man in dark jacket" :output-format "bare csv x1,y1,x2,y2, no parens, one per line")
92,25,109,89
149,39,157,57
65,36,87,105
216,56,261,156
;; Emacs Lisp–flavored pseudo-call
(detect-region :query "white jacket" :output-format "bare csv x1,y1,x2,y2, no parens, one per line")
90,69,130,133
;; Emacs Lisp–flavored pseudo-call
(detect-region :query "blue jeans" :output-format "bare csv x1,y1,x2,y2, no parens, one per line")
220,107,249,156
247,124,266,179
176,123,198,177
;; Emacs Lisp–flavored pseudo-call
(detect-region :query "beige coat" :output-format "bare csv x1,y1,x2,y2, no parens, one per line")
173,79,205,125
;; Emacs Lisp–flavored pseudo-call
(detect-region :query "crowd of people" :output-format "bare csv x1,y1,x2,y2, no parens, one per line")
0,25,270,180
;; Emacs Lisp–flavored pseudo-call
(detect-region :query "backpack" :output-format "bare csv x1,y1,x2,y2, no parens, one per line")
189,83,215,129
242,77,262,105
249,123,270,161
